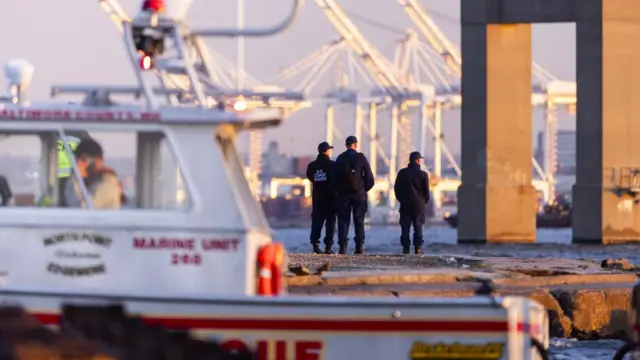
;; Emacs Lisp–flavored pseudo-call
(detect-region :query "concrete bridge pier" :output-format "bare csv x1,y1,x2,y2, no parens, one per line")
459,0,640,244
457,22,536,243
573,0,640,243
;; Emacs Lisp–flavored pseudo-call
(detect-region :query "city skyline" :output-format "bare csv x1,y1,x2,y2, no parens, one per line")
0,0,577,158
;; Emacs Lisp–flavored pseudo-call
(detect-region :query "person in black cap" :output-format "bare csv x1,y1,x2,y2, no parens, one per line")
393,151,430,254
306,141,337,254
332,135,375,254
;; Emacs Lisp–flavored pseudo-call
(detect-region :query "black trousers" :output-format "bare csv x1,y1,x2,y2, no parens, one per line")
399,212,425,247
310,209,336,245
337,197,367,245
58,177,69,206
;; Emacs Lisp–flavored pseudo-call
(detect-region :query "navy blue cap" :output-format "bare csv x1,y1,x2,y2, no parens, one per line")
345,136,358,146
409,151,423,162
317,141,334,153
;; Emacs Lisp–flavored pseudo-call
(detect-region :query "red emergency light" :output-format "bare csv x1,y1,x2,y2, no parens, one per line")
142,0,164,13
139,55,153,70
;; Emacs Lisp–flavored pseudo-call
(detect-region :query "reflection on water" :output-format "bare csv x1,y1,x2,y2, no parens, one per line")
549,338,623,359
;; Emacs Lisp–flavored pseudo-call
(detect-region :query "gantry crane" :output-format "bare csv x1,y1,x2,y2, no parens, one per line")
94,0,309,194
394,30,555,203
308,0,464,207
394,30,459,98
395,0,461,77
313,0,412,191
270,38,395,183
396,0,576,199
393,30,461,185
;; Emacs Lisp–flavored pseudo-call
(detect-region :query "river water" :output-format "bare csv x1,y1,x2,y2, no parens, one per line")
274,226,635,360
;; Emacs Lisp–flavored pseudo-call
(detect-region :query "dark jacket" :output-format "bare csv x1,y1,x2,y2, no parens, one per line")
306,154,336,211
393,162,430,215
64,168,124,209
0,175,11,206
332,149,375,201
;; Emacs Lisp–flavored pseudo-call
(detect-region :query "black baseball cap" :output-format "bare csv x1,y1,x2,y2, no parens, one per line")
409,151,423,162
345,136,358,146
74,138,104,158
317,141,334,153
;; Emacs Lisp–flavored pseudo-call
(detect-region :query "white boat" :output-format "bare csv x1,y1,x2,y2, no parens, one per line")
0,1,550,359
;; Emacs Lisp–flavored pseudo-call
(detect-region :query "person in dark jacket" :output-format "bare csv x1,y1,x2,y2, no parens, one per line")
393,151,430,254
332,136,375,255
0,175,11,206
305,142,337,254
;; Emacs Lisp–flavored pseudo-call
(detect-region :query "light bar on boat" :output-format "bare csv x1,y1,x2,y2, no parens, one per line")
141,0,165,13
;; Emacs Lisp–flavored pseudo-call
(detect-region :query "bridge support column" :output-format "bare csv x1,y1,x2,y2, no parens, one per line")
573,0,640,243
458,22,536,243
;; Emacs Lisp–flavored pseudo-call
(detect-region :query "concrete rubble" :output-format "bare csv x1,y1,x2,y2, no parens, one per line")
286,254,639,340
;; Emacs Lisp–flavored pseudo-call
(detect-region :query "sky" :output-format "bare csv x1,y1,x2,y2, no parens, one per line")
0,0,577,158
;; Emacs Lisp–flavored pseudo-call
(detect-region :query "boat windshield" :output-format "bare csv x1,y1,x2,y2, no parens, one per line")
0,128,188,210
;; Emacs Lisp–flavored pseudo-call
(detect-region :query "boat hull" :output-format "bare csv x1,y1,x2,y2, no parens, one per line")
0,288,548,360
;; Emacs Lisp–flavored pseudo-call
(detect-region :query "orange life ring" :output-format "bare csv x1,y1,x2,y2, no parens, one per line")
256,243,285,296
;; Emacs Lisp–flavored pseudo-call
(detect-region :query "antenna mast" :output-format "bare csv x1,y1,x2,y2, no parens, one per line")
91,0,306,195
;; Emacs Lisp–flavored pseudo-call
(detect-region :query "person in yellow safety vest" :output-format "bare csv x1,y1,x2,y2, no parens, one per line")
58,132,93,206
38,132,91,207
58,136,80,178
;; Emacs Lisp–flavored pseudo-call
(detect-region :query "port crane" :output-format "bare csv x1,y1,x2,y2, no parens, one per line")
395,0,577,199
274,0,462,207
393,29,461,186
395,0,461,77
94,0,310,194
313,0,416,192
270,38,393,182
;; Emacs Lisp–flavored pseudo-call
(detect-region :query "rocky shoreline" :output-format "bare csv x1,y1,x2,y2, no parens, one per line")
286,253,639,340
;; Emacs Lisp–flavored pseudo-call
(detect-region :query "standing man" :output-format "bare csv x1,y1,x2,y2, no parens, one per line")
0,175,11,206
333,136,375,255
394,151,430,254
306,141,337,254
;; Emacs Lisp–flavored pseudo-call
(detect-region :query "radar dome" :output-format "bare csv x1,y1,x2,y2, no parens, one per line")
4,59,35,90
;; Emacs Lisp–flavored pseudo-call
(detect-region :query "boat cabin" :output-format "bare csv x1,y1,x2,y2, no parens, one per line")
0,94,282,296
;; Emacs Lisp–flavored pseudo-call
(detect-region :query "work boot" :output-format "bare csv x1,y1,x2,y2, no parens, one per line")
324,245,334,255
338,243,347,255
312,244,322,254
415,246,423,255
402,246,410,255
354,244,364,255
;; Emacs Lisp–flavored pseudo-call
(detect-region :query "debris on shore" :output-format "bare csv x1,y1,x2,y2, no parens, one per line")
287,253,639,341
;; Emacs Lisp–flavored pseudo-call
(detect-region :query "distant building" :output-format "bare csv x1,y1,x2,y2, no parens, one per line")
292,156,314,177
534,132,544,167
261,141,294,178
535,130,575,175
557,130,576,174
